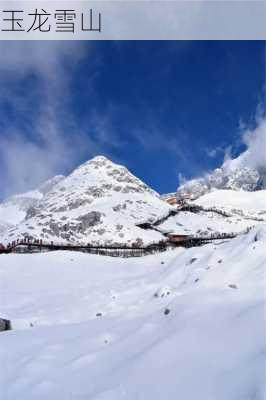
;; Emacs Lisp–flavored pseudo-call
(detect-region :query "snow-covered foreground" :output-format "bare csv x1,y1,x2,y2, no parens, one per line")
0,226,266,400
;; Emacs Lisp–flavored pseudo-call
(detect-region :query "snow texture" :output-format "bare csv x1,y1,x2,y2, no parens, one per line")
0,224,265,400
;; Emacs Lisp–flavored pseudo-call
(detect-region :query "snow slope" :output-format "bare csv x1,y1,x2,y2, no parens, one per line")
0,225,265,400
156,189,266,236
158,208,261,236
196,189,266,215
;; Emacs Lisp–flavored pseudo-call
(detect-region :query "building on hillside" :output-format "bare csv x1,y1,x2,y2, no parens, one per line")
167,234,190,243
161,193,177,205
166,197,177,205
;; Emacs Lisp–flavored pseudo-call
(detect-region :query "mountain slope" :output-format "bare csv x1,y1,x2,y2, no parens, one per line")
158,189,266,237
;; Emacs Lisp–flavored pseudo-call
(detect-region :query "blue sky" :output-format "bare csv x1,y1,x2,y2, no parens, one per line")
0,41,265,199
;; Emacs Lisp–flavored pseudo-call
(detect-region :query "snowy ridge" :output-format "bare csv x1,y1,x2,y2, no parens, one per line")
177,166,264,200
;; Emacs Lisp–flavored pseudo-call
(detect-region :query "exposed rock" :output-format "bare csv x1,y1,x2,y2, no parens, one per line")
76,212,102,229
228,284,238,289
0,318,11,331
177,159,265,201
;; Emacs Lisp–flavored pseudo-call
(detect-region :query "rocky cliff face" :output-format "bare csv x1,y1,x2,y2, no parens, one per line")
2,156,170,245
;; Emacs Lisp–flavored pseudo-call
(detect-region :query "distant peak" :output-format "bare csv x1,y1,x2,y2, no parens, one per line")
80,155,123,170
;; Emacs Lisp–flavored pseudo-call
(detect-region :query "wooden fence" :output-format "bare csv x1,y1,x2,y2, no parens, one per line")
1,233,238,257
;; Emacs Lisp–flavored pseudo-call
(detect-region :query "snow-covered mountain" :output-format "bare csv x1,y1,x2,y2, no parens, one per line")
1,156,170,245
1,155,265,400
177,145,266,201
1,155,265,245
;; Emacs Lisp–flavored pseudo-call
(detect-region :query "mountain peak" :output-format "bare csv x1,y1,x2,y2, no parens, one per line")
90,155,111,163
1,156,169,245
74,155,121,176
84,155,117,168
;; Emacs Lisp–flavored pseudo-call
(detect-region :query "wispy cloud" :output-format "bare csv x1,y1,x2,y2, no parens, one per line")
206,116,266,176
206,145,226,159
131,117,206,180
0,42,97,199
206,107,266,172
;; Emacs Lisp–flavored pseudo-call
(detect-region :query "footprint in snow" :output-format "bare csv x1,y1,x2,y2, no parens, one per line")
154,287,171,298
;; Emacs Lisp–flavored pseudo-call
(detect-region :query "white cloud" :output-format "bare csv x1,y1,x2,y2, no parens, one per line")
222,117,266,174
206,145,227,159
241,118,266,171
206,117,266,175
178,173,187,186
0,42,97,199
